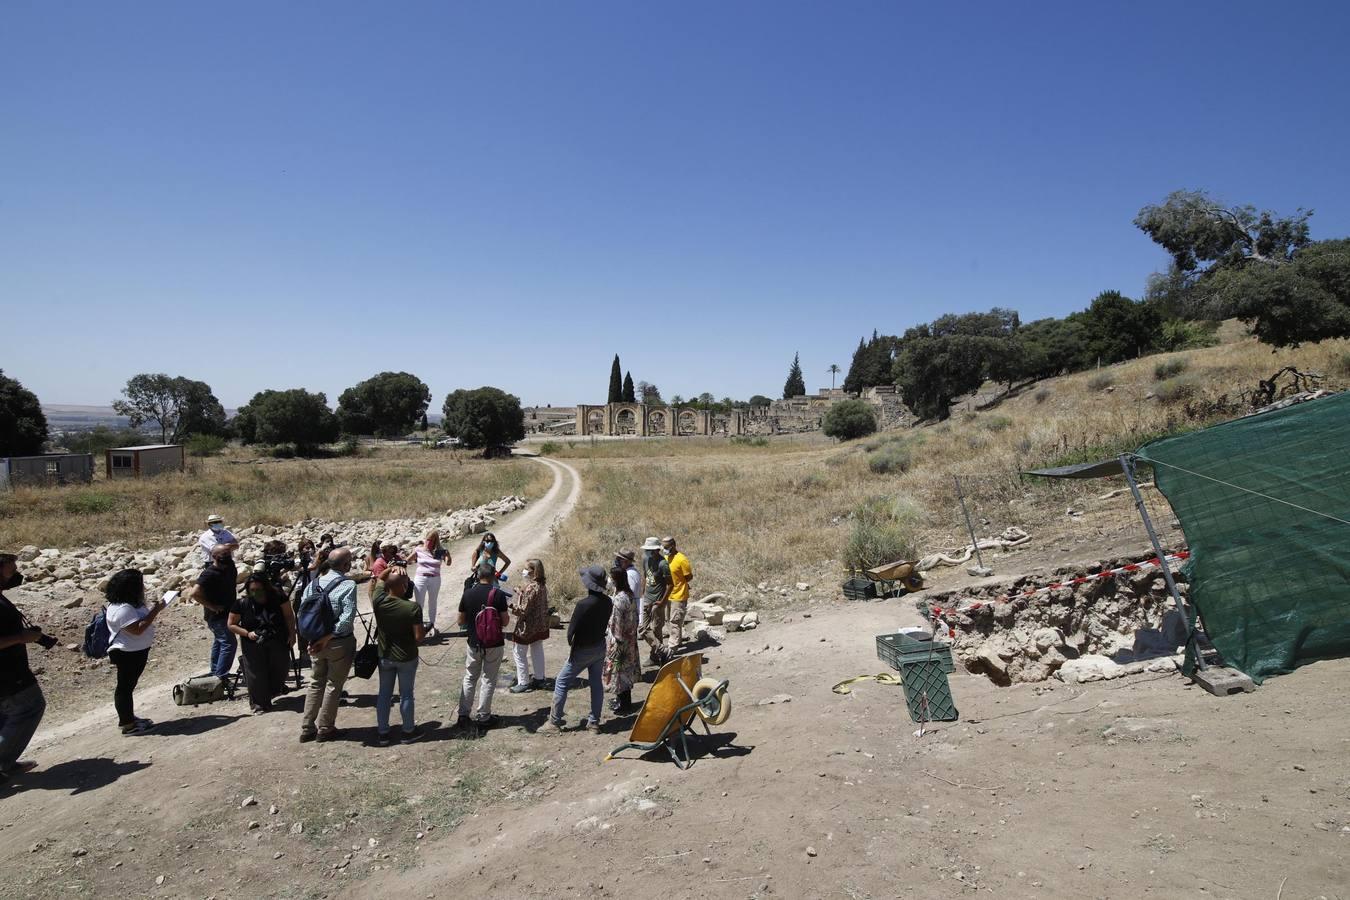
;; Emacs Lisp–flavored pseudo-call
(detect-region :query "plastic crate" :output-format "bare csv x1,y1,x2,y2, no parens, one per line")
876,632,956,674
898,658,959,723
842,576,876,601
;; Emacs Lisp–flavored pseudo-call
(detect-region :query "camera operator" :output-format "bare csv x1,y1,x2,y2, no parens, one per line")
0,552,50,784
257,539,297,591
229,573,295,714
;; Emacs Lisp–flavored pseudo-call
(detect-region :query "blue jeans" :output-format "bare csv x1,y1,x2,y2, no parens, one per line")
206,615,237,678
0,683,46,775
549,643,605,726
377,657,418,735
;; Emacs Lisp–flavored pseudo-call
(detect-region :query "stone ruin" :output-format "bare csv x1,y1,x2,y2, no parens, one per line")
573,403,745,437
924,550,1191,686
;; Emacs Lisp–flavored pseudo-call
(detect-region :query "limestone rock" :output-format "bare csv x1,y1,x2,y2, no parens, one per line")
17,546,40,562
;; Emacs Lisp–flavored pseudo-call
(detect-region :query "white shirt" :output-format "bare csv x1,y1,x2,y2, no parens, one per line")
106,602,155,652
197,527,236,566
626,566,642,601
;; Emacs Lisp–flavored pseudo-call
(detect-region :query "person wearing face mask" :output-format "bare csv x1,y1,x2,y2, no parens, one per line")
196,514,239,567
104,568,165,735
471,533,511,583
228,573,296,714
508,559,550,694
190,544,240,681
0,553,47,785
638,537,672,663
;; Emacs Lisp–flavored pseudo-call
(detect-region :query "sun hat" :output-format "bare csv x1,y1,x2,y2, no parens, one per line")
641,537,662,552
206,513,224,524
578,565,607,593
615,548,637,563
661,536,676,547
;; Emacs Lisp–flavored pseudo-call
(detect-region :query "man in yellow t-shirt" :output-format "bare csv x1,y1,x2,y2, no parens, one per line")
662,536,692,650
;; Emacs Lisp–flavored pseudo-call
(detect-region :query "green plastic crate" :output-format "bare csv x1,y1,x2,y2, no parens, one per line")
876,632,956,674
842,576,876,601
897,658,959,723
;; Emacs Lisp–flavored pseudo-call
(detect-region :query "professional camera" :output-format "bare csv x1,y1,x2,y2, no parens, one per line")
252,627,278,644
261,553,296,584
36,632,58,651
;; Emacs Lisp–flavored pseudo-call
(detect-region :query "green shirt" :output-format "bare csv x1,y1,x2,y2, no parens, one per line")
373,593,421,662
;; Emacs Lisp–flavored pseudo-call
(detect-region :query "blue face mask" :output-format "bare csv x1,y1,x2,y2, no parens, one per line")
485,541,496,550
210,523,224,533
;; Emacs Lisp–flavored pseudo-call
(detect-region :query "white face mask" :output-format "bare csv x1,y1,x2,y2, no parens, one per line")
521,568,533,581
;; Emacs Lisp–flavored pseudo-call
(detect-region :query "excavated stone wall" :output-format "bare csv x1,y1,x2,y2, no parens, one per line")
925,551,1189,685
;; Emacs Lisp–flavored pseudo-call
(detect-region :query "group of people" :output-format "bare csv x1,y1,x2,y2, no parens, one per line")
0,515,696,783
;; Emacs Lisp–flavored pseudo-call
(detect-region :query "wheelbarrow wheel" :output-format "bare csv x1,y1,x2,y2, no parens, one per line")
691,677,732,726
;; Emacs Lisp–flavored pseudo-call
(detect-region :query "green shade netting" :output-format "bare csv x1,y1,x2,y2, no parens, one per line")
1136,391,1350,683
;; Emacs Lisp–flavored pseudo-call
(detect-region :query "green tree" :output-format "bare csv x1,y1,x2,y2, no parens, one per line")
1136,190,1349,346
112,374,225,443
637,381,663,406
419,413,429,432
844,331,902,393
821,399,877,441
608,355,623,403
783,353,806,399
238,389,339,452
621,371,636,403
827,364,841,388
63,426,149,456
442,386,526,451
1078,291,1161,365
0,370,48,456
748,394,772,408
335,371,431,438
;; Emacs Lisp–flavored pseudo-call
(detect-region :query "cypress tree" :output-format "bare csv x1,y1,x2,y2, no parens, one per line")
622,371,636,403
783,353,807,399
608,355,623,403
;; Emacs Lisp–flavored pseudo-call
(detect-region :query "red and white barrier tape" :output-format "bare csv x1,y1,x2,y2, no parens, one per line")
928,551,1190,637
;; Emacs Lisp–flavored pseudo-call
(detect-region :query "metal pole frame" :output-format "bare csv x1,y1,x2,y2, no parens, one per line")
1119,454,1206,670
953,475,986,570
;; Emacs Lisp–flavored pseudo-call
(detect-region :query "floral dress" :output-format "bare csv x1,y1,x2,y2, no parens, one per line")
605,591,641,694
511,580,550,645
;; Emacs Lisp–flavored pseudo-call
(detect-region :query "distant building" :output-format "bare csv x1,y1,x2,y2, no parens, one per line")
105,444,185,479
0,453,96,489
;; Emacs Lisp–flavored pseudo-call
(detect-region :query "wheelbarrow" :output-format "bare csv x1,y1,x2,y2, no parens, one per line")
605,653,731,770
865,559,925,597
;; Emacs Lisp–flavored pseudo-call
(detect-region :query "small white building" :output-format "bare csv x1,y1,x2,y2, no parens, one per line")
105,444,184,479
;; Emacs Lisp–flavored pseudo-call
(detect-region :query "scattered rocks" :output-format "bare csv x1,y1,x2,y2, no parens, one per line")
71,847,88,858
289,822,304,835
805,846,818,857
758,694,793,706
241,796,258,808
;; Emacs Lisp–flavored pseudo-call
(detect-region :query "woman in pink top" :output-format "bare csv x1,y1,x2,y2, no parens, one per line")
409,530,450,636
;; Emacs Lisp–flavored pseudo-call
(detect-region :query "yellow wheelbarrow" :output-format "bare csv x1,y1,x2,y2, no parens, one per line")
605,653,731,770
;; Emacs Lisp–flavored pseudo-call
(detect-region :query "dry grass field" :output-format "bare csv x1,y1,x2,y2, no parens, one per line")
0,446,551,550
547,333,1350,601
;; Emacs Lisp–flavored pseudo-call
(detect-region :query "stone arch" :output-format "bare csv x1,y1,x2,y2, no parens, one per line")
587,409,605,434
648,409,667,435
677,409,698,435
614,406,639,435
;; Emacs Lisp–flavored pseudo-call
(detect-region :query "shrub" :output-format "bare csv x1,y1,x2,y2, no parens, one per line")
539,441,561,456
1153,357,1190,381
1034,388,1050,404
186,433,227,457
268,444,297,459
334,436,363,457
822,399,878,441
1156,319,1220,352
845,496,920,570
966,433,988,451
982,415,1013,432
1334,351,1350,379
730,435,769,447
63,492,117,515
867,442,913,475
1154,374,1200,404
1087,372,1116,392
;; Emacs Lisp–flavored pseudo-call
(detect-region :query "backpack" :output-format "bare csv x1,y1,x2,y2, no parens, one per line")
474,588,504,646
83,607,111,659
297,575,347,644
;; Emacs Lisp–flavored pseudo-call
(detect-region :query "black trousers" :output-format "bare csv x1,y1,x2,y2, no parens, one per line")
108,648,150,726
239,638,290,711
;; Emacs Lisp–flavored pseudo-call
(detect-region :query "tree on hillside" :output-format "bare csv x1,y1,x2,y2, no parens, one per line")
0,370,48,457
827,364,841,389
891,310,1018,420
621,371,636,403
1136,190,1350,346
112,374,226,444
822,399,877,441
335,371,431,438
608,355,623,403
442,386,525,451
637,381,663,406
237,389,339,452
843,331,901,393
1078,291,1161,365
783,353,806,399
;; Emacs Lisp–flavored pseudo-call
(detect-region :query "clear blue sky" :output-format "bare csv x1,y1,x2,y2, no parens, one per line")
4,1,1349,408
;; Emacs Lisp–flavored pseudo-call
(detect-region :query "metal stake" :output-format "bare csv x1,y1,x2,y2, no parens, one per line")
1119,454,1206,669
953,475,986,571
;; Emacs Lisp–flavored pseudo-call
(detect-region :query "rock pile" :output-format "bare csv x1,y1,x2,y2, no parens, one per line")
925,552,1189,685
12,496,528,603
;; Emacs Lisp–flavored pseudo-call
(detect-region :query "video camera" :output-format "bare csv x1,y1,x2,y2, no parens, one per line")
35,632,57,651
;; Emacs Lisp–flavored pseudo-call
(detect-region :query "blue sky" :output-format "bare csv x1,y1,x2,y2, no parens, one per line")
4,1,1349,408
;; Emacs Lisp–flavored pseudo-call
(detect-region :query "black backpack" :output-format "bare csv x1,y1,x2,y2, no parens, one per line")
83,607,111,659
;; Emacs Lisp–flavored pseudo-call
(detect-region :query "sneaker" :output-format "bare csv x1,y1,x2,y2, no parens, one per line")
375,732,392,747
0,760,38,782
535,719,564,736
584,719,601,734
120,721,154,736
299,730,317,744
509,683,533,694
531,677,552,690
472,715,499,729
455,714,471,729
400,727,426,744
316,728,337,743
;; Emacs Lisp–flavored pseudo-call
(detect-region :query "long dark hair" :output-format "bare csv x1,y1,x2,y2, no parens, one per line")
105,569,146,607
609,566,634,600
243,573,282,605
473,532,500,563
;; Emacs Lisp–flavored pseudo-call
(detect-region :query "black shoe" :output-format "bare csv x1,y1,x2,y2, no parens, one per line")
299,730,317,744
473,715,500,729
455,715,471,729
375,732,392,747
531,677,552,690
400,727,426,744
